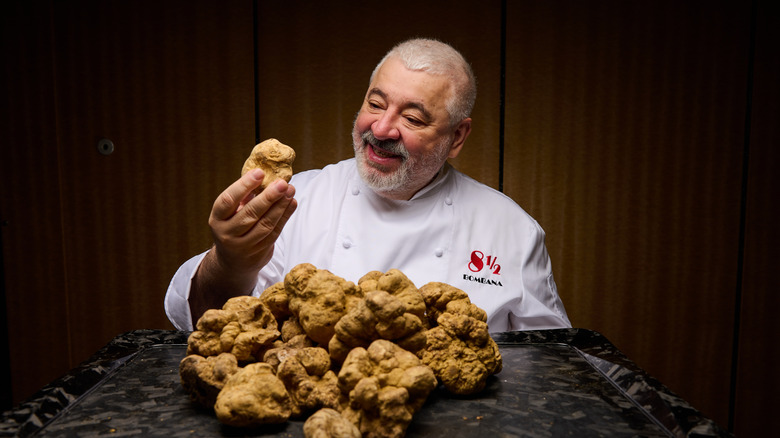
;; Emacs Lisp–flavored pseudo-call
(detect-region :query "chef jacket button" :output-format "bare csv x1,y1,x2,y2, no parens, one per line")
444,197,452,206
351,187,360,196
342,240,352,249
434,248,444,257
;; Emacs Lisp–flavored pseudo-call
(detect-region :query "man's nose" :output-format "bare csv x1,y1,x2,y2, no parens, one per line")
371,112,401,140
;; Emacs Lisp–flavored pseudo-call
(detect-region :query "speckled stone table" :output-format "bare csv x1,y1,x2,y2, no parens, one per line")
0,329,732,437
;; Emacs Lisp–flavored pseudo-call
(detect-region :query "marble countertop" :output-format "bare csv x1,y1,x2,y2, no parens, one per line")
0,328,733,437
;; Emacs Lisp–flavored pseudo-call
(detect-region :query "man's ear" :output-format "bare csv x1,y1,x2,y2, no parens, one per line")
447,118,472,159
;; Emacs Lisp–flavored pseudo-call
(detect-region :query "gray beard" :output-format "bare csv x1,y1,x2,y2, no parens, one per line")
354,130,413,193
352,127,451,198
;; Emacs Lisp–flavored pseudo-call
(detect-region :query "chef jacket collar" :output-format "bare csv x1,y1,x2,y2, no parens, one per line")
409,162,452,200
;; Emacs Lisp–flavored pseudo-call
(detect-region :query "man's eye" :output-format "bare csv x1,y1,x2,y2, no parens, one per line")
405,117,424,126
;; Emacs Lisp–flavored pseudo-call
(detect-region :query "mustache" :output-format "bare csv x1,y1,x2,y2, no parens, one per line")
360,130,409,159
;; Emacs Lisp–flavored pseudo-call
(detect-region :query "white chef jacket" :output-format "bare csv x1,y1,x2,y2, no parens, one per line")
165,158,571,332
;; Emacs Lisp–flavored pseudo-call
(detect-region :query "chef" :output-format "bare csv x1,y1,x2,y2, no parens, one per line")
165,38,571,332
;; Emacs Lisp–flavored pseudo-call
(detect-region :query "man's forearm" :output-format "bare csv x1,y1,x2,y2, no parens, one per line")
188,247,259,327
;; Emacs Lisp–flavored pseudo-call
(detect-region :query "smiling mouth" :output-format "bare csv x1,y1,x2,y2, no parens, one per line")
359,129,408,163
370,144,402,159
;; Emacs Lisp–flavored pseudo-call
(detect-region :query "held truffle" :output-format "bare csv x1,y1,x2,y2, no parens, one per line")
241,138,295,192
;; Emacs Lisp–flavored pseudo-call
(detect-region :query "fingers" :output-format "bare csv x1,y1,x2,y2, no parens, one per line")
211,169,265,221
250,189,298,245
209,173,296,239
237,179,296,238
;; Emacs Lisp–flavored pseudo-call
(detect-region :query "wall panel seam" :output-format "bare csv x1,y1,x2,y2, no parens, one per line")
498,0,507,193
47,0,75,370
727,0,758,432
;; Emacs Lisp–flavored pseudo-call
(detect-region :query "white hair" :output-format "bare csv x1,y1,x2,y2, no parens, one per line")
370,38,477,126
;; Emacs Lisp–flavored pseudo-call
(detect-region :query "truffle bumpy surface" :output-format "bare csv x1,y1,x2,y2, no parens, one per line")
179,264,503,437
241,138,295,192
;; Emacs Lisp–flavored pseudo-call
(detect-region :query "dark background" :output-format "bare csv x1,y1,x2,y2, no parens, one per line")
2,1,777,436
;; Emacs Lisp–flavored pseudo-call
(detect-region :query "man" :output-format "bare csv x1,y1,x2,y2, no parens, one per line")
165,38,571,332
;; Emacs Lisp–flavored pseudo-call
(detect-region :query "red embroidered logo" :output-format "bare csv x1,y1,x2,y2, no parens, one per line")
468,250,501,275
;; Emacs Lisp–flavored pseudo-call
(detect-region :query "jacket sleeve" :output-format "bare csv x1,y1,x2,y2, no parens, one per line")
163,247,286,331
508,223,572,330
163,251,208,331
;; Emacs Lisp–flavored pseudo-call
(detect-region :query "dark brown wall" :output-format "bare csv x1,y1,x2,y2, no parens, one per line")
1,0,254,405
504,0,748,428
2,1,777,436
734,0,780,435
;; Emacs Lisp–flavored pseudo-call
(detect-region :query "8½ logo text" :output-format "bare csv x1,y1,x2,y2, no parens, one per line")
468,251,501,275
